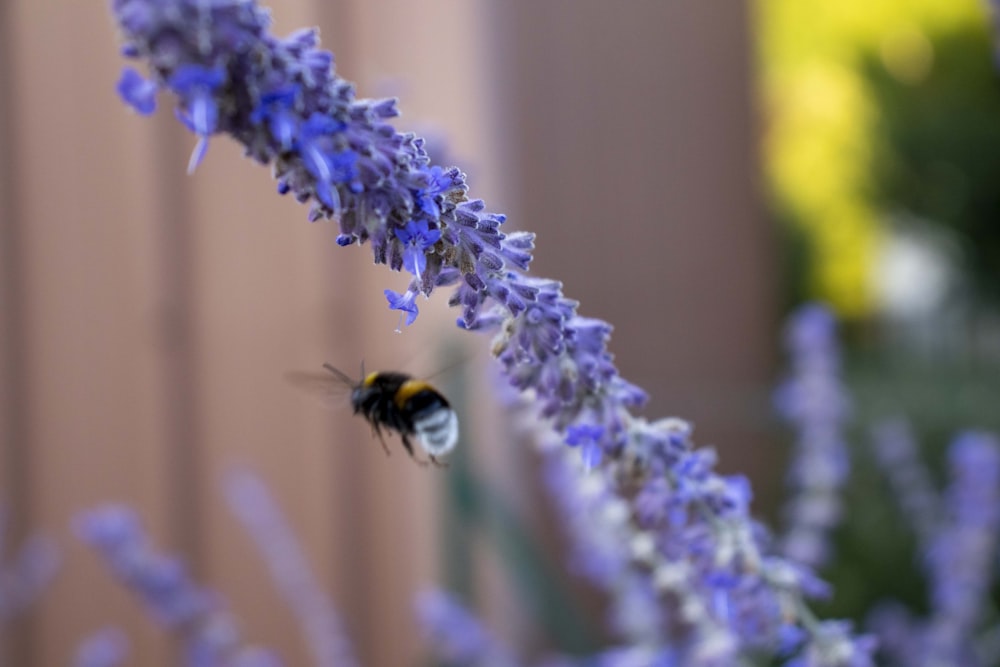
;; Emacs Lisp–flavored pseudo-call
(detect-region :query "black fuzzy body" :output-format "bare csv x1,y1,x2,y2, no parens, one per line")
350,371,451,461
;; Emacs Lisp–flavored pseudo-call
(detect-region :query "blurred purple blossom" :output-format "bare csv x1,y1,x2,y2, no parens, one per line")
117,67,157,115
223,468,359,667
535,417,861,666
73,627,129,667
785,621,876,667
866,431,1000,666
865,603,920,667
76,504,281,666
395,219,441,281
775,303,851,569
921,432,1000,666
415,589,521,667
0,508,59,621
870,419,940,547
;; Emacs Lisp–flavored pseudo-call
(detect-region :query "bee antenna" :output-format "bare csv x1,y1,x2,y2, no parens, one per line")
360,359,366,379
322,363,356,386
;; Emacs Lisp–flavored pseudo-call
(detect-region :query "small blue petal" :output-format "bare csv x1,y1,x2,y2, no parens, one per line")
116,68,157,115
187,93,218,136
300,112,346,139
566,424,605,446
395,222,416,244
422,227,441,245
187,136,210,174
168,65,225,95
403,247,427,278
394,220,440,278
314,179,340,212
581,441,602,469
270,113,296,150
73,627,128,667
385,289,419,326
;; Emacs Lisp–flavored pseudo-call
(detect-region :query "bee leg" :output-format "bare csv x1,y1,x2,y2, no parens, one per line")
400,435,430,467
371,423,391,457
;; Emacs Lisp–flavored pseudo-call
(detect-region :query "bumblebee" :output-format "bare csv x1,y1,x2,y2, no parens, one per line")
291,363,458,467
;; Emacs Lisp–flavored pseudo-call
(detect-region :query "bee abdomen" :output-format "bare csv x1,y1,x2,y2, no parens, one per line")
413,408,459,456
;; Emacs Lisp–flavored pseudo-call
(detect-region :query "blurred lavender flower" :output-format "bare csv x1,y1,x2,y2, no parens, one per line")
865,603,920,667
921,432,1000,666
866,431,1000,667
537,645,679,667
785,621,877,667
870,419,940,547
537,415,862,666
117,67,157,115
109,1,875,662
73,627,129,667
223,468,358,667
0,508,59,621
774,303,851,569
76,505,281,666
415,589,521,667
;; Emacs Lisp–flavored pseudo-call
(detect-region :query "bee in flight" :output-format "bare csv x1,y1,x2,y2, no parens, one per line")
289,363,458,468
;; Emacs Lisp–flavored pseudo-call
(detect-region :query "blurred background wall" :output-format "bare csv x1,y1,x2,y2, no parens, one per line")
0,0,772,665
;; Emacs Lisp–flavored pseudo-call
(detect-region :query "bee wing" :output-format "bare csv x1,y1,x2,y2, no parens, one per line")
284,371,351,408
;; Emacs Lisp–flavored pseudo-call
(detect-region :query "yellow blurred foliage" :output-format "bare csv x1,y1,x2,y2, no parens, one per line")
757,0,986,316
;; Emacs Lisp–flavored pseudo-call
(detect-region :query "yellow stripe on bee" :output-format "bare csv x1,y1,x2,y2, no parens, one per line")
363,372,380,388
395,379,433,408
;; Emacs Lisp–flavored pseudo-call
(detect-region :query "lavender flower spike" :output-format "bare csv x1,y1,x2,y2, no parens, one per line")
870,419,940,549
110,1,875,662
223,468,359,667
415,589,522,667
921,432,1000,666
0,506,59,621
774,303,851,569
73,627,129,667
76,504,281,666
112,0,544,332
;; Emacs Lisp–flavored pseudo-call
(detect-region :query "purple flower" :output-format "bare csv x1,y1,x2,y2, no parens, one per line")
73,627,128,667
865,603,919,667
920,432,1000,666
395,219,441,280
865,431,1000,667
786,621,877,667
775,303,851,569
223,468,358,667
296,113,357,213
0,522,59,621
249,85,300,151
870,419,940,548
116,68,157,115
384,287,419,328
76,504,281,665
566,423,605,468
76,506,210,626
415,589,521,667
168,65,225,173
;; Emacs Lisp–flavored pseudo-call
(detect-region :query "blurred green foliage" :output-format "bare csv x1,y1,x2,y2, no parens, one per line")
759,0,1000,314
866,25,1000,303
